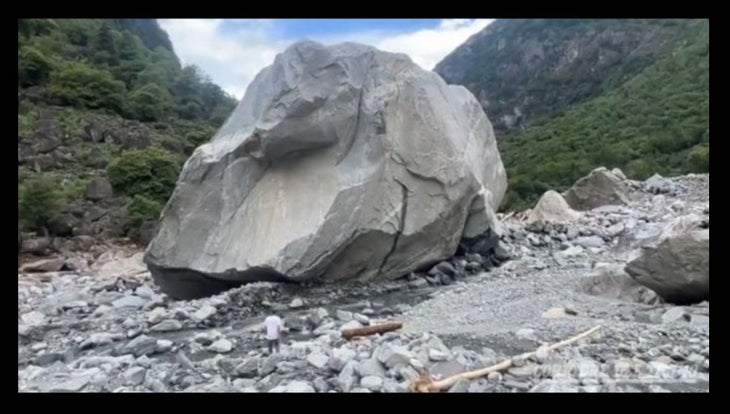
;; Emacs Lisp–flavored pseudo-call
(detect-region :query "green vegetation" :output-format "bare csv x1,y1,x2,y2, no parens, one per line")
127,195,165,229
17,19,235,242
436,19,705,134
499,21,709,211
18,18,236,125
18,175,64,232
107,147,180,205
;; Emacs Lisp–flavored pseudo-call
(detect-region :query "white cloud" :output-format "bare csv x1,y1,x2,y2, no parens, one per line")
158,19,493,100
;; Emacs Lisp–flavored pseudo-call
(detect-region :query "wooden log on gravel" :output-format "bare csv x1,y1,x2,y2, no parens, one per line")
410,325,602,392
341,321,403,340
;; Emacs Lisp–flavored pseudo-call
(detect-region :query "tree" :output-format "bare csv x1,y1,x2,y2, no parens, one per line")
18,46,54,87
128,83,174,121
49,62,127,112
19,176,63,233
93,22,119,66
107,147,180,204
686,144,709,173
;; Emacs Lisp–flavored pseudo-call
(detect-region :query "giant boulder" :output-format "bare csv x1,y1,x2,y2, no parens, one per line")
625,230,709,304
563,167,629,211
144,41,507,299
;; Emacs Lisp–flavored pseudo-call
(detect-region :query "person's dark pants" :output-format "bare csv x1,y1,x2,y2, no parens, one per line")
267,339,280,354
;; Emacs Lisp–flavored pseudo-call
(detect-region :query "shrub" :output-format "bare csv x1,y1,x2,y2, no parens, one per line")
18,46,54,87
127,83,174,122
107,146,180,203
686,144,709,173
48,62,127,112
127,194,163,228
18,175,64,231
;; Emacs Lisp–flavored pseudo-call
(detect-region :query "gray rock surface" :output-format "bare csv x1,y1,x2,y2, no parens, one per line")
527,190,581,224
17,174,709,394
580,264,658,304
86,177,113,201
625,230,709,304
563,167,629,210
144,40,506,299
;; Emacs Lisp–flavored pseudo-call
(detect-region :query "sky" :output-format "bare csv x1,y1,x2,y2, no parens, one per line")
157,19,494,100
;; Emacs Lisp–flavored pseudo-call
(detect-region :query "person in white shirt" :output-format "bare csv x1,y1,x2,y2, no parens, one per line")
263,314,283,354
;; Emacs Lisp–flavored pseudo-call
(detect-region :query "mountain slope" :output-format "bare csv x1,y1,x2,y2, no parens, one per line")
18,19,237,249
435,19,705,134
498,21,709,210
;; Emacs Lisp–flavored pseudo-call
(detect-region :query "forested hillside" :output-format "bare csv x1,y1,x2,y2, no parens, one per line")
435,19,709,210
18,19,237,247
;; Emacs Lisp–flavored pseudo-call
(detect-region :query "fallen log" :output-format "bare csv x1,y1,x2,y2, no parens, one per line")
410,325,602,392
341,321,403,340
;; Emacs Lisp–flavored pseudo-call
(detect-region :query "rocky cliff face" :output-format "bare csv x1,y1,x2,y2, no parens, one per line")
434,19,703,134
145,41,507,299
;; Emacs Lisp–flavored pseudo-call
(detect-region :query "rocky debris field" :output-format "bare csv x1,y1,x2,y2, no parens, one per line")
18,173,709,392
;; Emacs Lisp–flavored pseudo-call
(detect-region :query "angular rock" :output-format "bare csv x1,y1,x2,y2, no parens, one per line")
611,168,627,180
20,311,46,326
329,347,357,372
150,319,183,332
147,307,167,325
258,354,283,377
144,41,507,299
123,367,146,386
309,307,329,326
156,339,173,353
340,320,363,331
508,362,537,379
375,344,414,369
209,339,233,353
644,174,677,195
529,380,580,393
515,328,537,341
121,335,157,357
563,167,629,211
134,285,156,299
336,310,354,322
360,376,384,391
192,305,217,323
236,358,261,378
284,380,315,393
625,230,709,304
661,307,690,324
353,313,370,325
112,296,147,310
428,348,449,362
356,358,386,377
34,352,65,366
313,377,330,393
81,332,123,349
580,264,659,304
49,375,91,392
307,350,329,370
526,190,581,224
338,361,358,392
86,177,113,201
573,236,605,249
408,278,428,289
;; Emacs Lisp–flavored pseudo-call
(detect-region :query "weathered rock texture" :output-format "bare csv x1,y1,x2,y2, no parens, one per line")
144,41,507,299
563,167,629,211
625,230,709,304
526,190,581,224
